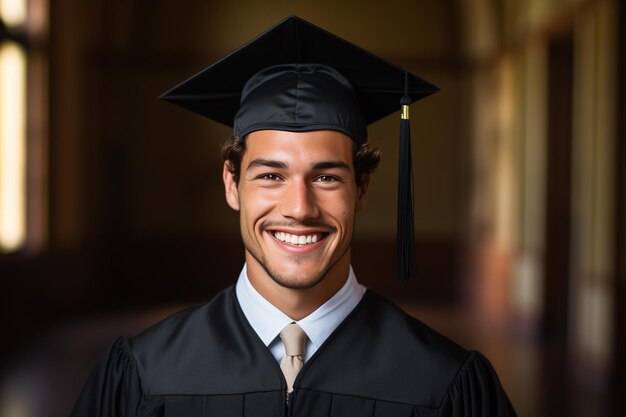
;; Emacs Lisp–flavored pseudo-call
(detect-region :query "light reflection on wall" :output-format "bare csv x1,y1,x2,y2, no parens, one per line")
0,41,27,252
494,56,516,249
0,0,26,27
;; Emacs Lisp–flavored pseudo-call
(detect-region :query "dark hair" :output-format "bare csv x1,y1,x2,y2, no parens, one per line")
222,135,381,185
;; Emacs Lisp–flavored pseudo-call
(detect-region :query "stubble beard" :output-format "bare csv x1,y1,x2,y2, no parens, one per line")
243,239,351,290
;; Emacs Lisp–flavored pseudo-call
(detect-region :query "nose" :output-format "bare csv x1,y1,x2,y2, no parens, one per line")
279,178,320,221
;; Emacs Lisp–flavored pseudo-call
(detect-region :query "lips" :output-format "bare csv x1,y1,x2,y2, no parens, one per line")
272,231,327,246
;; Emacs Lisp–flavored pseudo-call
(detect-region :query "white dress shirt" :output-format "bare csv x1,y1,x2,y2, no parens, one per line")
235,263,366,363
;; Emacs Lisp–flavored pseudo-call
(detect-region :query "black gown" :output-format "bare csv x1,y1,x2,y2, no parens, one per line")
70,286,517,417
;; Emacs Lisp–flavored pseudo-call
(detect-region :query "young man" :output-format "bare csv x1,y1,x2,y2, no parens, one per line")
71,16,516,417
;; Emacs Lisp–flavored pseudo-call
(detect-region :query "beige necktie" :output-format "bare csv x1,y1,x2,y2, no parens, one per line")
279,323,307,393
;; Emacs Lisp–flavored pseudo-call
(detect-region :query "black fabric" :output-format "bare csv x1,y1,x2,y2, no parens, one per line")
234,64,368,142
159,15,438,131
70,287,517,417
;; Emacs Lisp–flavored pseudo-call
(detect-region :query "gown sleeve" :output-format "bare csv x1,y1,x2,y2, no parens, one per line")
70,337,144,417
439,351,517,417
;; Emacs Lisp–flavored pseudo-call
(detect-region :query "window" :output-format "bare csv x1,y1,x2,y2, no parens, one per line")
0,0,47,253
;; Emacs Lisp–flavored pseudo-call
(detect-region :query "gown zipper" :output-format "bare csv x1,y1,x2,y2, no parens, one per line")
285,391,291,415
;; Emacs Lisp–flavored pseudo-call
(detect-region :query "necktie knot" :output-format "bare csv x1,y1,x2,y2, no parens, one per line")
279,323,307,356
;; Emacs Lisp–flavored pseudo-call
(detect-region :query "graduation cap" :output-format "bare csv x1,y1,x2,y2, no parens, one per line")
160,15,439,281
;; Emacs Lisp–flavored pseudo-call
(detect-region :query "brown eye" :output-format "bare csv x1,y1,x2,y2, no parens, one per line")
258,173,283,181
315,175,338,183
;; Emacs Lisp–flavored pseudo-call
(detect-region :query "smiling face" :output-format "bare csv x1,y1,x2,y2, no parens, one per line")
223,130,370,296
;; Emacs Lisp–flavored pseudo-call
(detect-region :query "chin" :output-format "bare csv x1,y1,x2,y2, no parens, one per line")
245,240,349,291
264,263,328,290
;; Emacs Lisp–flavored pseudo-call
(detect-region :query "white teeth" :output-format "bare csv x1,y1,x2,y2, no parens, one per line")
273,231,323,245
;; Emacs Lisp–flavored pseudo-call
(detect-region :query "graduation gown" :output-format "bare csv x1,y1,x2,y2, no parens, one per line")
70,286,517,417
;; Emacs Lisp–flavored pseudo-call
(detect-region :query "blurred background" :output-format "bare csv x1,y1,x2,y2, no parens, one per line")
0,0,624,416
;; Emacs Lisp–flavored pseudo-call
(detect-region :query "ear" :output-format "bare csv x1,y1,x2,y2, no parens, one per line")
223,161,240,211
355,173,371,212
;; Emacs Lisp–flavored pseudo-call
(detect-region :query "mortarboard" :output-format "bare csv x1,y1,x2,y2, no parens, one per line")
160,15,439,281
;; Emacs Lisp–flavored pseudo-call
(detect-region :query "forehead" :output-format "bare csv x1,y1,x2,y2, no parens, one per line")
243,130,354,164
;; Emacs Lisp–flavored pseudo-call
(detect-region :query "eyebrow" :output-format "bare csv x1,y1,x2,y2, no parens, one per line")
246,159,351,172
246,159,289,172
311,161,351,171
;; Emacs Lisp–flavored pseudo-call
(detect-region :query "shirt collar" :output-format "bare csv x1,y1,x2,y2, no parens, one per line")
235,264,365,349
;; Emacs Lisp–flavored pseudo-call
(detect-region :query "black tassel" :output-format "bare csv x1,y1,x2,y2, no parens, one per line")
396,73,416,281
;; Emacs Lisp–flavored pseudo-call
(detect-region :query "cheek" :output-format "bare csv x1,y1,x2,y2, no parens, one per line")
321,192,356,225
239,188,280,221
247,189,281,211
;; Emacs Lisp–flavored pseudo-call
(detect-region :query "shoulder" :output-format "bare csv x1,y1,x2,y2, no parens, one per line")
439,350,517,415
130,285,235,353
123,285,281,395
300,291,472,407
125,286,241,395
354,292,515,413
70,337,144,417
357,291,469,369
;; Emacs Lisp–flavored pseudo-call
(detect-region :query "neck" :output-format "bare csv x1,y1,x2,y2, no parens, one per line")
245,254,351,320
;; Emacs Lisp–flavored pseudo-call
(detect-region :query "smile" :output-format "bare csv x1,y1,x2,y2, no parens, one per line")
272,231,327,246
